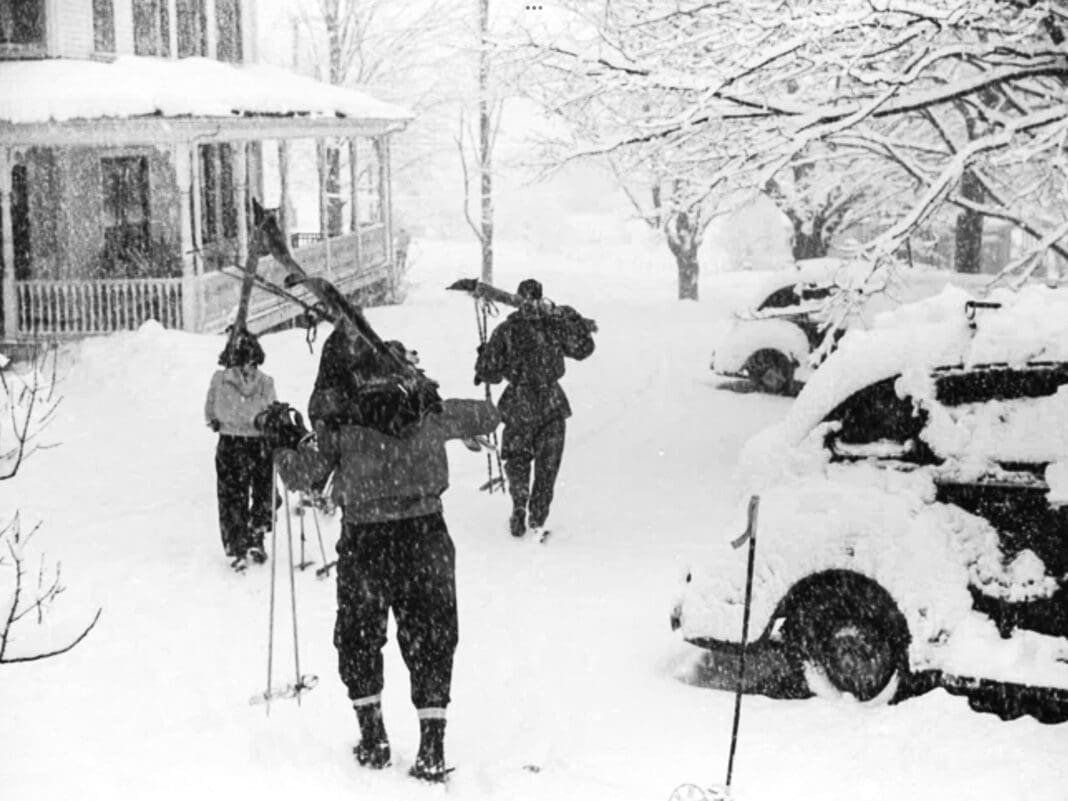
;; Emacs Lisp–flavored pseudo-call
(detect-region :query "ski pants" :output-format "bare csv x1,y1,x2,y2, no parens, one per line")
502,416,566,528
214,434,273,557
334,512,458,712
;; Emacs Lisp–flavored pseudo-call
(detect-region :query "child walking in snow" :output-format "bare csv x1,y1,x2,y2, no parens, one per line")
204,331,277,571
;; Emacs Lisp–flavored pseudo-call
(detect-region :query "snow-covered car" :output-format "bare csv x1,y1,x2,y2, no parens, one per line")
710,259,991,394
677,284,1068,717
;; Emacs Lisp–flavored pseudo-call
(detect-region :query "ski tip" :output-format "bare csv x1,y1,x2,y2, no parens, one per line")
446,278,478,293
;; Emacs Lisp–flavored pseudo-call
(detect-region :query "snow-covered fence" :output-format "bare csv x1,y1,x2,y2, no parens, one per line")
15,278,184,336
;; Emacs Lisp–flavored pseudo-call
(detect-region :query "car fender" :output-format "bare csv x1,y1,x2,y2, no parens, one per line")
712,317,812,377
675,468,1003,671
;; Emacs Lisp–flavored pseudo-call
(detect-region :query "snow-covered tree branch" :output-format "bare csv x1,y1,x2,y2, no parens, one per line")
517,0,1068,285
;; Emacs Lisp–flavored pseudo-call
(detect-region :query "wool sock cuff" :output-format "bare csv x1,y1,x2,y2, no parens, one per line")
352,694,382,709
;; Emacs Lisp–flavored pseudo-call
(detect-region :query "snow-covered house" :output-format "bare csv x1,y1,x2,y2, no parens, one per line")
0,0,411,344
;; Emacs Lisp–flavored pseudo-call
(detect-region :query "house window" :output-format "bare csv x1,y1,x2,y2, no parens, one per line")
133,0,171,57
101,157,150,274
0,0,45,47
199,143,238,251
93,0,115,53
215,0,242,63
176,0,206,57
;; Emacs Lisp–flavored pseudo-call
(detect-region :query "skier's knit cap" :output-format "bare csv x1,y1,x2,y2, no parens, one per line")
517,278,543,301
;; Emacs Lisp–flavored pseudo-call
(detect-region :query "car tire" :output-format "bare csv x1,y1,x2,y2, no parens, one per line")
745,350,796,395
781,572,909,703
807,615,902,703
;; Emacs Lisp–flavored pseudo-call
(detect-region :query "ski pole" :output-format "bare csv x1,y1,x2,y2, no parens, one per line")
310,499,329,566
264,462,281,717
725,495,760,790
282,488,303,706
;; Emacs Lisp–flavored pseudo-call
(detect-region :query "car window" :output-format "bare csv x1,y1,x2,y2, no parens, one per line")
823,376,929,446
757,285,800,310
935,364,1068,405
757,283,835,311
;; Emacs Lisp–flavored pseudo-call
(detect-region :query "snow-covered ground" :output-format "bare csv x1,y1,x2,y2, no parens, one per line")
4,236,1067,801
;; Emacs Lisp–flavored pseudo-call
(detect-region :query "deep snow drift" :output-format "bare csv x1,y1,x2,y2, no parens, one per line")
4,237,1067,800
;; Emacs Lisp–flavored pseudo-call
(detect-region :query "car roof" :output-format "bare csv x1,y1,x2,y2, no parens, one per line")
782,283,1068,444
748,258,992,313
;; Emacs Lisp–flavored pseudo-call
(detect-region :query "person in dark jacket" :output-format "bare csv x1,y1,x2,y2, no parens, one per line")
277,338,499,784
204,331,276,570
474,278,595,537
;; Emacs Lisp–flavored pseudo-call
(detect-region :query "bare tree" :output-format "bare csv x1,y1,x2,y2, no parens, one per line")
1,345,101,665
519,0,1068,286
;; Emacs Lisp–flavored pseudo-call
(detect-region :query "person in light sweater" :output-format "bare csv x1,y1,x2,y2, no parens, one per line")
204,331,276,570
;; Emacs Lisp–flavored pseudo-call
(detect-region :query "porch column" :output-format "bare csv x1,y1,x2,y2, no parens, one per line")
190,141,205,328
175,143,197,332
1,150,15,340
379,135,394,270
278,140,290,241
317,138,332,277
349,137,361,270
234,141,249,267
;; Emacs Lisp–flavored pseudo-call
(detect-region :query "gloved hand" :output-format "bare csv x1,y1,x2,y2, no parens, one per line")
208,419,221,432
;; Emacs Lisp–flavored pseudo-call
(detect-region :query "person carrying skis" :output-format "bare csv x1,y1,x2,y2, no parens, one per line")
276,334,499,783
204,330,276,570
474,278,596,538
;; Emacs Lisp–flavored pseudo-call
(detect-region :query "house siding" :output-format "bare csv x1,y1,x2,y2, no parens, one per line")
54,0,94,59
114,0,135,55
23,146,180,280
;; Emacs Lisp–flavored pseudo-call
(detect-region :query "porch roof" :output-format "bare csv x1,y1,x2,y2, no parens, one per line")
0,56,412,135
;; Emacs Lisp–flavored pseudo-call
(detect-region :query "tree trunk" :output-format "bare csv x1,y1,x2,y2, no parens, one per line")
478,0,493,284
666,210,700,301
954,169,984,274
791,218,830,260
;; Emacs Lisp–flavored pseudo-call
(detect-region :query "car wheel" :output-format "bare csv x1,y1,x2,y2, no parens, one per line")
745,350,795,395
808,615,902,702
781,572,908,703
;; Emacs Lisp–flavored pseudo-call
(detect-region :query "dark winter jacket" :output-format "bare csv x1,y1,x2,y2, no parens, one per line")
474,304,595,428
307,328,392,428
276,399,500,523
204,367,277,437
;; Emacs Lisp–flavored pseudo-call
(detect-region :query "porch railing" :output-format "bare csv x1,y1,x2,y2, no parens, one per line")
15,278,184,336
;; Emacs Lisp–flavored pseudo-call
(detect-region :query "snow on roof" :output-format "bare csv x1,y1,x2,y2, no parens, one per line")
783,284,1068,443
0,56,413,125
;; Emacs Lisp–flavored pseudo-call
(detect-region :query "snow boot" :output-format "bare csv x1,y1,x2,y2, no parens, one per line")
246,546,267,565
230,554,248,573
352,702,391,769
408,718,448,783
509,508,527,538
